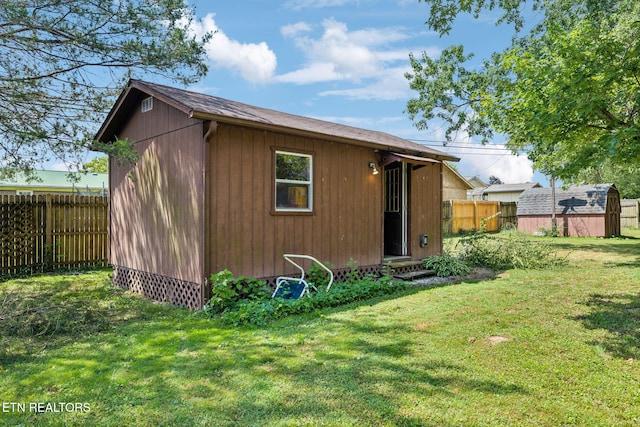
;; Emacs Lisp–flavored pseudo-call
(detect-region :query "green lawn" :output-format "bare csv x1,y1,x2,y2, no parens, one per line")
1,231,640,426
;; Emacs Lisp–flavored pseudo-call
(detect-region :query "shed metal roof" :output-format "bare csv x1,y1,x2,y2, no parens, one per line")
517,185,618,216
0,170,108,190
96,79,459,162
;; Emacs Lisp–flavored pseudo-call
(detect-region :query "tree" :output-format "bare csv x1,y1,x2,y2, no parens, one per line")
568,161,640,199
0,0,211,176
82,157,108,174
406,0,640,181
488,176,503,185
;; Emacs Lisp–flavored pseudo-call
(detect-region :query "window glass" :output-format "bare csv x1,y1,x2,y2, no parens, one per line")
275,151,312,211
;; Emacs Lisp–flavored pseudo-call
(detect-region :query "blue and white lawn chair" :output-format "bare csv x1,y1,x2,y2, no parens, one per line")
272,254,334,299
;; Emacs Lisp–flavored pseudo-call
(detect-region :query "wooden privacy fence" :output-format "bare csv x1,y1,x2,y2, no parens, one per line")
443,200,518,235
621,199,640,228
0,195,108,275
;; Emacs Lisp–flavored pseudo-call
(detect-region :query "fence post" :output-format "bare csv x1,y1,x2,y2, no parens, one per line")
474,201,479,231
44,194,53,269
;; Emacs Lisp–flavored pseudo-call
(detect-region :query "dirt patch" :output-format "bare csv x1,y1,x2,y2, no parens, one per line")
412,267,497,287
487,336,510,345
459,267,496,282
413,322,436,331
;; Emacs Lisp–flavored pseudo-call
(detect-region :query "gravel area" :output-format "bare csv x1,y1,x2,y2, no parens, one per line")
411,267,496,286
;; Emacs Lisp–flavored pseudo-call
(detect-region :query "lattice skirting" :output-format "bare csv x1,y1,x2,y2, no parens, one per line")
260,264,383,288
112,262,419,310
112,265,203,310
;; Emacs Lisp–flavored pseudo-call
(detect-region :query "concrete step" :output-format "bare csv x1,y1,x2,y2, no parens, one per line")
384,259,423,269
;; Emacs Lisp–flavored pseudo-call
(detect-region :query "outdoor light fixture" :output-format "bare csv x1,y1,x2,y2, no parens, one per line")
369,162,379,175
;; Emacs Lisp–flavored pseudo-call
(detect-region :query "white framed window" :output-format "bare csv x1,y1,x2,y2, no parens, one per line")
384,167,400,213
141,96,153,113
275,150,313,212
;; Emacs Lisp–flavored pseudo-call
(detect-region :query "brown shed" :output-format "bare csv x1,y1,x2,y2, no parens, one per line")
517,185,621,237
96,80,458,309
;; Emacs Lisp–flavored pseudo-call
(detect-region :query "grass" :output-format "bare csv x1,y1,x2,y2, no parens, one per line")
1,231,640,426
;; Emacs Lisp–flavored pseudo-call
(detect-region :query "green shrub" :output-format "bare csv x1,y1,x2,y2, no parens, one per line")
305,261,334,290
205,270,271,314
423,253,471,277
457,231,566,271
344,258,361,284
216,275,411,326
536,224,560,237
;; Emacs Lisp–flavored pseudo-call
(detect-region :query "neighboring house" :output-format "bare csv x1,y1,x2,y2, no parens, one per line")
517,184,621,237
443,164,473,200
465,176,487,200
95,79,458,309
465,176,487,189
0,170,108,196
481,182,542,202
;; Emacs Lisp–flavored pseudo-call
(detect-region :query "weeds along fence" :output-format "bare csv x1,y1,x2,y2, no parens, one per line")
0,195,108,275
443,200,518,235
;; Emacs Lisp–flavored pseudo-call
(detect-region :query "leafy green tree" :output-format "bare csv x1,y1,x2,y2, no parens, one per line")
82,157,108,174
488,176,503,185
0,0,211,176
567,161,640,199
406,0,640,181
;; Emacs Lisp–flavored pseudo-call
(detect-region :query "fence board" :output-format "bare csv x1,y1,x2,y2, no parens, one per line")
498,201,518,229
442,200,453,235
443,200,518,234
0,195,108,275
621,199,639,229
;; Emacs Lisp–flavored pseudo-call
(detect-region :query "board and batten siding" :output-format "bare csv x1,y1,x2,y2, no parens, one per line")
206,122,383,279
109,98,205,286
410,162,444,259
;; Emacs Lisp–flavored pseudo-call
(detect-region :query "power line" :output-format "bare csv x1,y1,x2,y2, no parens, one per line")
408,139,530,157
443,151,522,157
409,139,513,151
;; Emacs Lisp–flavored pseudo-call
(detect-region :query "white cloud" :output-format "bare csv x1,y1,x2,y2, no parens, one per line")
284,0,355,11
309,114,402,127
276,62,343,84
49,162,79,172
279,18,384,81
188,13,277,84
319,66,412,100
483,152,535,184
410,127,534,183
281,21,312,38
452,139,534,184
276,18,437,100
285,0,416,9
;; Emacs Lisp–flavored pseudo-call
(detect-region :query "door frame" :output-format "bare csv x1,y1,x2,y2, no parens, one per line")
383,161,409,257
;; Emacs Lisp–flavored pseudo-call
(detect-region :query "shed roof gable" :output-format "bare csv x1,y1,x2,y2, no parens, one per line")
517,184,618,216
96,79,458,162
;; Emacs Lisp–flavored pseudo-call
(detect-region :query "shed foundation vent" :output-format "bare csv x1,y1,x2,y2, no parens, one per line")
112,265,202,310
260,264,383,289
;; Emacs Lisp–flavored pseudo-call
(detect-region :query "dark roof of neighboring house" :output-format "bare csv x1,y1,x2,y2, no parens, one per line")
517,184,618,216
96,79,458,162
484,182,541,194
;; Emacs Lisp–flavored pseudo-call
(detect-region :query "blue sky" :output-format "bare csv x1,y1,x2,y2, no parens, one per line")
86,0,550,185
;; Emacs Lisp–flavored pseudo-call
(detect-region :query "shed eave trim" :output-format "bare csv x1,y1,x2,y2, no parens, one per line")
380,151,441,167
189,109,458,161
